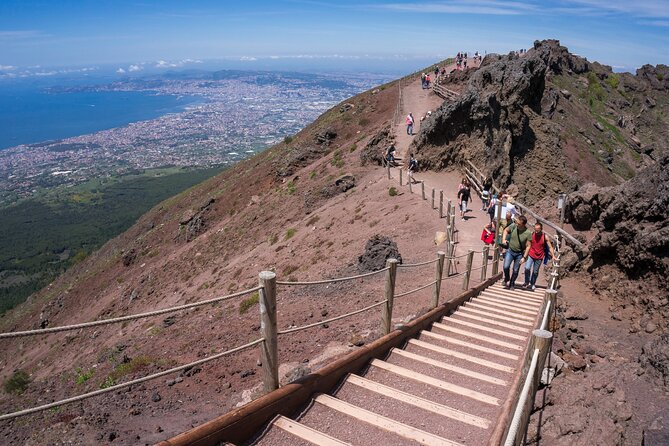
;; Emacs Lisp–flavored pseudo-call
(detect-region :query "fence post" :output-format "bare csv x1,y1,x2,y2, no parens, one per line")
462,249,474,290
446,241,455,276
550,271,559,290
408,176,413,193
449,214,456,243
432,251,446,308
421,182,426,200
399,169,403,186
481,246,489,281
387,164,391,180
431,188,435,209
446,199,452,220
439,190,444,218
543,289,558,331
492,246,500,275
258,271,279,393
381,259,398,335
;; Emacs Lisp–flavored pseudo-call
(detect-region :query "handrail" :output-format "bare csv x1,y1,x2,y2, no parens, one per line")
0,286,263,339
398,258,439,268
0,337,265,421
503,348,540,446
276,267,389,286
277,300,387,335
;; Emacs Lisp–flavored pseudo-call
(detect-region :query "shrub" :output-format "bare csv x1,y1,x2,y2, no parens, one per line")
75,368,94,385
4,370,30,395
331,150,344,169
285,228,297,240
349,144,357,153
283,136,293,144
605,73,620,90
268,234,279,245
388,187,398,197
358,117,370,127
286,181,296,195
239,292,259,314
309,171,316,179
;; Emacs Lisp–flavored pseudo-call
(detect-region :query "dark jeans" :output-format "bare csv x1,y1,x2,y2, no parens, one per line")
503,249,524,286
524,257,542,286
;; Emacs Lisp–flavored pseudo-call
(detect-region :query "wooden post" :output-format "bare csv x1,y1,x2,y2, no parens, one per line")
258,271,279,393
513,329,553,446
543,289,558,331
399,169,403,186
481,246,489,281
550,271,559,290
439,190,444,218
421,182,426,200
446,199,452,220
408,176,413,193
492,246,500,275
432,251,446,308
449,214,456,243
431,188,435,209
462,249,474,290
381,259,398,335
387,165,391,179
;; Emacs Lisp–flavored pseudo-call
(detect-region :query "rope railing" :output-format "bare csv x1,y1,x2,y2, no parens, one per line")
398,258,439,268
394,280,438,298
0,286,263,339
441,271,465,281
275,267,388,286
277,300,388,335
0,337,264,422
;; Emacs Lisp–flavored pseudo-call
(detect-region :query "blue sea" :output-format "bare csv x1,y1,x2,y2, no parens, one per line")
0,84,198,150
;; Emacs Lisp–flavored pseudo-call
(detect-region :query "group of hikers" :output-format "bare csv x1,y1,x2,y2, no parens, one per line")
473,181,556,292
420,72,432,89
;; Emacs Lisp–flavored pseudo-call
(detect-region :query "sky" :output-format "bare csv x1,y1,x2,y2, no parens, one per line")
1,0,668,75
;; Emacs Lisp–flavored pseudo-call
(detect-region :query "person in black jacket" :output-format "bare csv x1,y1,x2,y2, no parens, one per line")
457,180,471,220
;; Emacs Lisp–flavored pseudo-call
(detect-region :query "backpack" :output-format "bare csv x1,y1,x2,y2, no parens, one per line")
409,159,418,170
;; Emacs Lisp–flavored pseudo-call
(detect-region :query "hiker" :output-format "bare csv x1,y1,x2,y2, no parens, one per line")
496,209,512,247
406,113,414,135
385,144,398,167
425,74,431,88
407,154,419,183
421,73,426,89
522,222,555,291
481,176,493,210
481,220,496,245
501,215,532,290
457,179,471,220
486,193,498,222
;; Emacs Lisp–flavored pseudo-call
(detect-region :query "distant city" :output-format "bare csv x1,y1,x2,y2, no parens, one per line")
0,70,392,204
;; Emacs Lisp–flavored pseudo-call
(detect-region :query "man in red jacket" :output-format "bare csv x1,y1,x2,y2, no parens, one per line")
521,222,555,291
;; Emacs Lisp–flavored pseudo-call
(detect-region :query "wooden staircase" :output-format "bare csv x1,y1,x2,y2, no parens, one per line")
247,280,545,446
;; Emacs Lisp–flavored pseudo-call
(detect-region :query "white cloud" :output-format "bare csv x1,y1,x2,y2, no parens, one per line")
376,0,539,15
240,56,258,61
128,64,142,72
0,64,16,70
116,68,126,74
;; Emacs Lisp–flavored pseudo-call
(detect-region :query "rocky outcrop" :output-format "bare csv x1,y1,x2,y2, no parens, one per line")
358,235,402,272
412,40,589,202
565,183,608,230
360,125,393,166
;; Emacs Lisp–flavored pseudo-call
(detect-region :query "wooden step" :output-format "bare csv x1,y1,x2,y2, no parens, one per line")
476,295,540,313
419,330,519,358
425,325,522,351
273,415,349,445
437,319,526,341
481,291,542,308
451,311,531,332
490,285,546,300
393,346,507,385
465,302,536,321
459,305,534,324
472,297,538,315
314,394,464,446
344,374,490,428
370,360,500,405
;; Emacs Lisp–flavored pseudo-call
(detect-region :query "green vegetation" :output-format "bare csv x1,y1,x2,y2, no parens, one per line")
239,292,259,314
658,73,664,81
605,73,620,90
583,72,606,112
4,370,30,395
349,143,357,153
285,228,297,240
283,136,293,144
100,356,155,388
309,171,317,179
74,367,94,385
268,234,279,245
388,187,398,197
286,181,296,195
331,150,344,169
0,166,225,315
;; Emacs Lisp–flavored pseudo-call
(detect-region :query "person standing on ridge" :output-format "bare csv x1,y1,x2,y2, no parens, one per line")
481,175,493,210
501,215,532,290
521,222,555,291
406,113,414,135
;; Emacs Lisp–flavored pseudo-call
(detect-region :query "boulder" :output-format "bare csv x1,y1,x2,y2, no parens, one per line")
639,334,669,387
566,183,606,230
358,235,402,272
